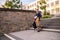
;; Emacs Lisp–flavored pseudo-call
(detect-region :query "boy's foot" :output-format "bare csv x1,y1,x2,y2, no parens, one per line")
34,28,37,31
37,28,42,32
37,30,40,32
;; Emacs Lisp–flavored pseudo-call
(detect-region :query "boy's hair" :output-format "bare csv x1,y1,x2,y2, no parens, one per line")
36,8,39,11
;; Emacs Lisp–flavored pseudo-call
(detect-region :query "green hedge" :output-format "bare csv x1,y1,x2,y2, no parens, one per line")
42,15,52,19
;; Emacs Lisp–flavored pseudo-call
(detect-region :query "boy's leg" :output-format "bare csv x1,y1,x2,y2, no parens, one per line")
32,21,37,30
36,21,42,32
35,18,42,32
37,26,42,32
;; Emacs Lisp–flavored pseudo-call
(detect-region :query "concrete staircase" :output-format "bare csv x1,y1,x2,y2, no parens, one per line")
41,17,60,29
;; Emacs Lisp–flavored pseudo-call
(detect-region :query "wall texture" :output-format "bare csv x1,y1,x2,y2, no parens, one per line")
0,8,60,36
0,8,36,34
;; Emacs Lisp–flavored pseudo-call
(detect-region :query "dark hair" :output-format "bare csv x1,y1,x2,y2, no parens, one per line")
39,11,41,13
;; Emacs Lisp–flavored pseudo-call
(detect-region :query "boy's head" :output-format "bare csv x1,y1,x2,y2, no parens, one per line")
36,8,39,11
35,8,39,13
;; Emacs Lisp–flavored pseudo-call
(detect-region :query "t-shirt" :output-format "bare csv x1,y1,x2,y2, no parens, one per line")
34,12,42,19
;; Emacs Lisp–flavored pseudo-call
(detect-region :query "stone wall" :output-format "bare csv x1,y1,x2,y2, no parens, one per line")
0,8,36,34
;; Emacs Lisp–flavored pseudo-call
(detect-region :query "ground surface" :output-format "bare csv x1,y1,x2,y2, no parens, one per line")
7,30,60,40
0,35,10,40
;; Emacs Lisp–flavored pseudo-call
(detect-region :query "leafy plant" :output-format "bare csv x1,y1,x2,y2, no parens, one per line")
37,0,47,15
4,0,21,9
5,1,13,8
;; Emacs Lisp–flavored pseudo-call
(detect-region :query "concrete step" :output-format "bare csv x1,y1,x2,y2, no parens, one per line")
41,23,60,27
46,23,60,26
49,24,60,26
32,17,60,30
41,20,60,23
41,18,60,28
42,28,60,32
44,26,60,29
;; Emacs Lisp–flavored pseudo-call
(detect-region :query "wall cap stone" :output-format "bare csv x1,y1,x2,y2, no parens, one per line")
0,8,36,12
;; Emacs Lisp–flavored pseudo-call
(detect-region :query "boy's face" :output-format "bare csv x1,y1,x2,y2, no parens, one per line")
36,9,39,13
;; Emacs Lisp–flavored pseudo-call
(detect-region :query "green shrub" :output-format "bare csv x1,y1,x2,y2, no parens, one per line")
42,15,52,19
47,12,50,15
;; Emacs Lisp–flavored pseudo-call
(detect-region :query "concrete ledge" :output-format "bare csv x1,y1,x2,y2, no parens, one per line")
29,28,60,32
0,8,36,12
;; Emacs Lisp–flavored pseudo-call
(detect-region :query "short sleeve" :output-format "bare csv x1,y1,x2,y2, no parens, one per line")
34,16,37,19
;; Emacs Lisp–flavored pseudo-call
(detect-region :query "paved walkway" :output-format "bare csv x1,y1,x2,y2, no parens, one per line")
6,29,60,40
